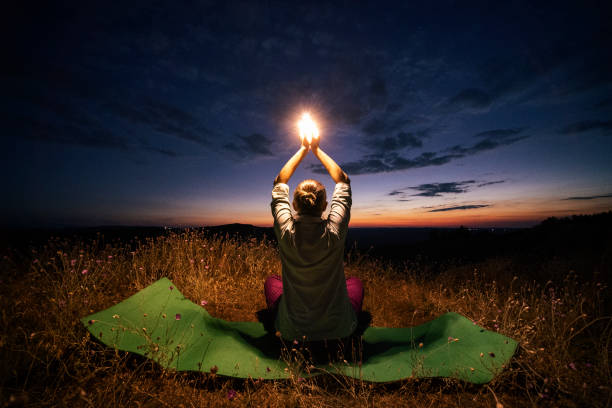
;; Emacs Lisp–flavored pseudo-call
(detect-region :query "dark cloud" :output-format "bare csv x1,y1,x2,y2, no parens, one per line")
443,88,492,112
222,133,274,158
449,128,529,156
477,180,505,187
409,181,476,197
105,100,211,146
387,179,506,200
563,193,612,200
594,98,612,109
17,117,126,150
429,204,490,212
309,127,528,175
363,131,424,152
558,120,612,135
474,128,524,139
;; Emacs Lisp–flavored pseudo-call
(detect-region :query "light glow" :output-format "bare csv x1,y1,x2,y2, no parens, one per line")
297,112,319,144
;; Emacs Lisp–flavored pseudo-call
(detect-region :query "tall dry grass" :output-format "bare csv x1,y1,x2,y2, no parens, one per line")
0,229,610,407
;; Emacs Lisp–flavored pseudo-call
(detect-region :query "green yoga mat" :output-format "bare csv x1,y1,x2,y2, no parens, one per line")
81,278,517,383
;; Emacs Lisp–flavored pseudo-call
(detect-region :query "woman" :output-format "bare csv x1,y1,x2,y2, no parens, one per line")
264,133,364,342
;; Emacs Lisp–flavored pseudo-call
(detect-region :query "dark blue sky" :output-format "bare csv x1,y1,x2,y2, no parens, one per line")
3,1,612,227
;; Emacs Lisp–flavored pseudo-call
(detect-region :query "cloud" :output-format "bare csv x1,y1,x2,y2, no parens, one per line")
594,98,612,109
429,204,490,212
474,128,524,139
558,120,612,135
362,131,424,153
6,111,128,150
448,128,529,156
442,88,492,112
222,133,275,158
563,193,612,200
106,100,211,146
387,179,507,200
409,181,476,197
309,127,528,175
477,180,505,187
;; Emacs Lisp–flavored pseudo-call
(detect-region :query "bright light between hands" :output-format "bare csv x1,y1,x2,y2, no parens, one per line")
297,112,319,144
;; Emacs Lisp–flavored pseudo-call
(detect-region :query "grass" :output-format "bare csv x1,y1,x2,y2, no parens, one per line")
0,228,610,407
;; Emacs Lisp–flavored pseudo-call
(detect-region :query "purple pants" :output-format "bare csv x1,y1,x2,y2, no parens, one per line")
264,275,364,314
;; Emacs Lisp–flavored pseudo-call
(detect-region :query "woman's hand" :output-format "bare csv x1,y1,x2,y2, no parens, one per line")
310,134,320,151
300,135,310,152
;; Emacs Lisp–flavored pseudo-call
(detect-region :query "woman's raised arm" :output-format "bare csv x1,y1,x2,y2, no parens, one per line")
273,138,309,185
311,138,349,184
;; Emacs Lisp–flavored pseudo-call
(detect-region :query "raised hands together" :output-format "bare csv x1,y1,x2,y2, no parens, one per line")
275,130,349,185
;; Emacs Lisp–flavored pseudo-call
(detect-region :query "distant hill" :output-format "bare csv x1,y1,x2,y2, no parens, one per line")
2,212,610,277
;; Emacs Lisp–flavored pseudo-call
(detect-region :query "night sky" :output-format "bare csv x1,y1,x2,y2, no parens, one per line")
3,1,612,228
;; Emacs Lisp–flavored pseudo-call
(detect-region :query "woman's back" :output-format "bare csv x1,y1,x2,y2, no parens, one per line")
271,181,357,341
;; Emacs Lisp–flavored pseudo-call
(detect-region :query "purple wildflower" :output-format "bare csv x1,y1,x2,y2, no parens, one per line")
568,362,576,370
81,269,88,275
227,389,237,400
169,286,174,291
201,300,208,306
175,314,181,320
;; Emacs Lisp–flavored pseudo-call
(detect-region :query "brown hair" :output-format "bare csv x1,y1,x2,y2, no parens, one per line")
293,179,327,215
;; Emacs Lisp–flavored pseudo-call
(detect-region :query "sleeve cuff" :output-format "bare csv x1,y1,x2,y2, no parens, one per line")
273,183,290,193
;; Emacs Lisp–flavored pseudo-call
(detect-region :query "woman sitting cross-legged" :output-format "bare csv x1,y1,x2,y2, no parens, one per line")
262,132,368,358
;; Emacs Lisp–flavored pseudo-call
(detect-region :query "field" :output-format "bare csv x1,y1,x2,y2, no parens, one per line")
0,219,610,407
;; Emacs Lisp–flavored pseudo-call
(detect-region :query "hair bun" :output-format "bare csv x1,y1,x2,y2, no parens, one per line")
301,192,316,207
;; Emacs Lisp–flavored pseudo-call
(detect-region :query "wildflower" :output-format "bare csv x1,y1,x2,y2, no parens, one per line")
71,259,76,266
293,339,299,345
112,314,120,319
88,319,96,325
205,265,209,269
418,342,424,348
169,286,174,291
448,336,453,342
480,352,484,357
266,367,271,372
108,255,113,259
227,389,237,400
200,300,208,306
33,259,39,263
81,269,88,275
175,314,181,320
568,362,576,370
585,362,593,368
190,259,194,264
